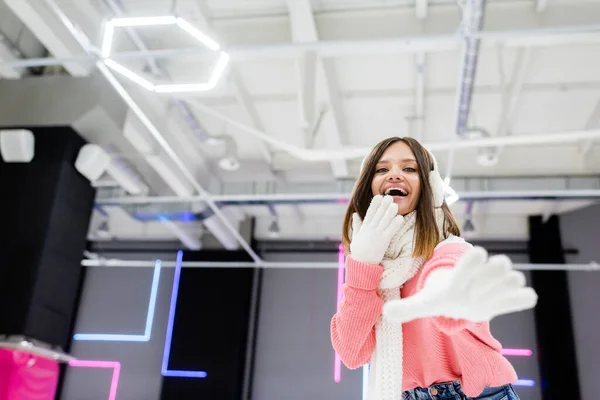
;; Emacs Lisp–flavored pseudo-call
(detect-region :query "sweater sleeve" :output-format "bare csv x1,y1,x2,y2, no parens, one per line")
415,242,483,335
330,256,383,369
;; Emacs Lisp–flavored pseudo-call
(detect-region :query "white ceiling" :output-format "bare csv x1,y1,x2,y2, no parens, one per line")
1,0,599,249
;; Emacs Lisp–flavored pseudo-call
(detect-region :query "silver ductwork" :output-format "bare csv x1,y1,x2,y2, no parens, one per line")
454,0,486,138
446,0,487,180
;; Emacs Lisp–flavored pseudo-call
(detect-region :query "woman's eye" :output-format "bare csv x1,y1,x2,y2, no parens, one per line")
376,168,388,173
404,167,416,172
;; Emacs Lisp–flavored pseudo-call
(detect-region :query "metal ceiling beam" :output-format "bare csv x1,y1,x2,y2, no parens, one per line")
415,0,428,19
229,67,273,164
536,0,548,13
94,173,600,205
285,0,349,178
3,24,600,70
0,32,24,79
174,0,274,166
580,98,600,165
4,0,90,76
446,0,486,181
95,190,600,207
496,47,532,138
297,50,318,148
413,52,426,140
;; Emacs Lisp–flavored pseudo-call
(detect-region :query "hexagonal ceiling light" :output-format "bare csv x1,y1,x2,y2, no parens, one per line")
100,16,229,93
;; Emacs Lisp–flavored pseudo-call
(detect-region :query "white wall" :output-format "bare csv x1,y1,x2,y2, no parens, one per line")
560,202,600,400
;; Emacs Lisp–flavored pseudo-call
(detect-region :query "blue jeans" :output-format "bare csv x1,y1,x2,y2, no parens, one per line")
402,381,520,400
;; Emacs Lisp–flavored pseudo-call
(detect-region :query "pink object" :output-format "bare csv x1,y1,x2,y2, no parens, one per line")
0,348,59,400
68,360,121,400
330,243,519,398
333,244,345,383
501,348,533,357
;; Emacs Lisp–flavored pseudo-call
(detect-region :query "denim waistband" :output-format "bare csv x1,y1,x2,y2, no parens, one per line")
402,381,463,400
403,381,514,400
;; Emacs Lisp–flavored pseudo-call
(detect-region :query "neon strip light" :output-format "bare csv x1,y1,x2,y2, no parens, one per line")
73,259,161,342
101,22,115,58
515,379,536,387
334,244,344,383
161,250,208,378
69,360,121,400
362,365,369,400
174,18,220,50
502,348,533,357
111,16,178,27
100,16,226,93
104,58,154,91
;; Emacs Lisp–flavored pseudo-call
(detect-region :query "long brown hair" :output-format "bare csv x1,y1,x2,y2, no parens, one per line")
342,137,460,260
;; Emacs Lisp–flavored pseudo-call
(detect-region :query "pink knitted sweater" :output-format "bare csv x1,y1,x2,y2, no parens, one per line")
330,242,518,397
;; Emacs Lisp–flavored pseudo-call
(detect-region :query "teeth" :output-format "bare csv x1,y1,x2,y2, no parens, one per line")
385,188,408,196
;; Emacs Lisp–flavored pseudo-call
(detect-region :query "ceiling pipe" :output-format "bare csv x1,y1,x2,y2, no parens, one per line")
446,0,486,182
186,98,600,161
413,52,426,141
94,189,600,207
266,203,280,238
455,0,486,138
42,0,261,263
0,31,25,78
3,22,600,69
81,258,600,272
463,200,475,232
496,48,532,139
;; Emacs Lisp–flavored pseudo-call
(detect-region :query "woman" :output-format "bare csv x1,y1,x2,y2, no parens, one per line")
330,137,538,400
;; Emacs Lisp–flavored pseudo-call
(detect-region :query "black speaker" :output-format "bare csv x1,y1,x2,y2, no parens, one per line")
0,126,95,350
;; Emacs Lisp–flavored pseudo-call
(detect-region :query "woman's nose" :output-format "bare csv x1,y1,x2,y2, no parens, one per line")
386,166,404,181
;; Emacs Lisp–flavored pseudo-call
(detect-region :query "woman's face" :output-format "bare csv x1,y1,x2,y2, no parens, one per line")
370,141,421,216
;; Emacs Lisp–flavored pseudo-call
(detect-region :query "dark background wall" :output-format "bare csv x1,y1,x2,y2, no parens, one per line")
559,203,600,400
60,245,544,400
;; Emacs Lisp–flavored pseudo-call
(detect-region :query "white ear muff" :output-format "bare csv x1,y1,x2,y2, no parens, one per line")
428,151,445,208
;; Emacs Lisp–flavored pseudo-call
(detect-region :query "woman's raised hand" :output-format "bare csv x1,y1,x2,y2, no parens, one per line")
350,195,405,265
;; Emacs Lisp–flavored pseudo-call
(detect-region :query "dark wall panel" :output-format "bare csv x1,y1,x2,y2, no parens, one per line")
160,250,260,400
528,215,581,400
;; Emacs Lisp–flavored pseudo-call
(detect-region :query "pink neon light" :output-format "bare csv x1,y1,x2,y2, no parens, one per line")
334,244,345,383
69,360,121,400
501,348,533,357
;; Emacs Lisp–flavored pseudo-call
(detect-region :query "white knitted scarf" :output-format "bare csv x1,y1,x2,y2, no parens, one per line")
366,208,446,400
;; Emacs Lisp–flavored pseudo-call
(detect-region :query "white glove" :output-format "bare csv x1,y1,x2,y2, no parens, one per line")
350,195,405,265
382,246,538,323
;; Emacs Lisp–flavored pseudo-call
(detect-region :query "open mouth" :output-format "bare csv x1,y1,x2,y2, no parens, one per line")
384,187,408,197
